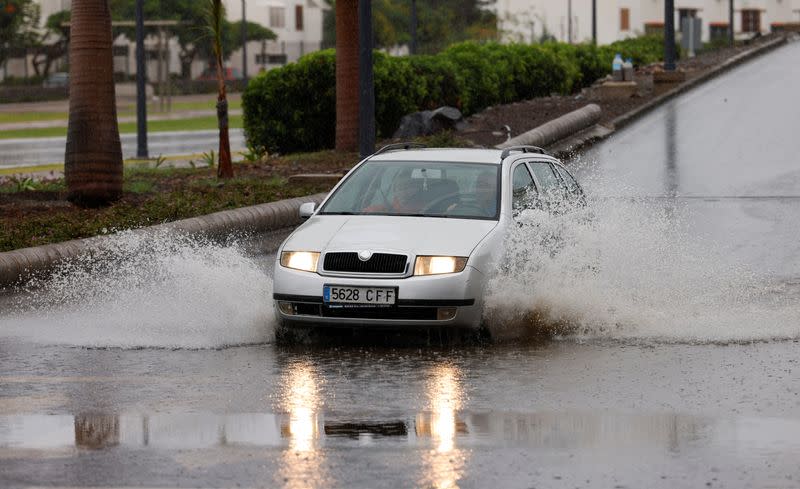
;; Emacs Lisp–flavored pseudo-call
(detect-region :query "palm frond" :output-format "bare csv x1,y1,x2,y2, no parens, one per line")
206,0,226,60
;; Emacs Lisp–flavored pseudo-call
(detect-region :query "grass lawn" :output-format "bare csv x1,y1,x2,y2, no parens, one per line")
0,114,244,140
0,112,69,124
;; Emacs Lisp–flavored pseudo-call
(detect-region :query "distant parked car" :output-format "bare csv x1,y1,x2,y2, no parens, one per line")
42,72,69,88
195,67,243,81
272,144,586,338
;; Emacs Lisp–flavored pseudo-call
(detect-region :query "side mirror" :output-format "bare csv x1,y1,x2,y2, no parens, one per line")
299,202,316,219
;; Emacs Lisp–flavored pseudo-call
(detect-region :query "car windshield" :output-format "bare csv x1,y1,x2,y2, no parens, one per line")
320,161,500,220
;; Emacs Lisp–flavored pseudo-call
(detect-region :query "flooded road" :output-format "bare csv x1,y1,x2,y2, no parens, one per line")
1,341,800,488
2,42,800,488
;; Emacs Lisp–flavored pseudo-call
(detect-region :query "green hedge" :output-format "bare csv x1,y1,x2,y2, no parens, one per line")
243,36,674,154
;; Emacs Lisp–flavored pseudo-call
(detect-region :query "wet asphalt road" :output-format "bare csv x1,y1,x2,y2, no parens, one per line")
0,129,246,169
1,341,800,489
2,41,800,488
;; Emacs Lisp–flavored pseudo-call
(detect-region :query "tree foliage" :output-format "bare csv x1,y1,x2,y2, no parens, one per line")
0,0,39,66
324,0,497,54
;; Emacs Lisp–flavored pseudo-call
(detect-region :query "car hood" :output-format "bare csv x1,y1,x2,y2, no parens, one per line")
282,215,498,257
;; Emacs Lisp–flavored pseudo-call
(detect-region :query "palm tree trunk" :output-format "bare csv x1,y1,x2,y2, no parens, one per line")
209,0,233,179
65,0,123,207
215,55,233,178
335,0,359,152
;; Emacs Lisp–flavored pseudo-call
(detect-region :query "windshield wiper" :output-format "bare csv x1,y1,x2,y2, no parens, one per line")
319,211,360,215
403,213,451,218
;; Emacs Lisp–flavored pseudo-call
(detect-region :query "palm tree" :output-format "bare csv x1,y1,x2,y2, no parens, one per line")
335,0,358,152
64,0,122,207
207,0,233,178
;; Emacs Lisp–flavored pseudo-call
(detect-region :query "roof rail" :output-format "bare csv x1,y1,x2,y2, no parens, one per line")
373,142,427,156
499,145,549,161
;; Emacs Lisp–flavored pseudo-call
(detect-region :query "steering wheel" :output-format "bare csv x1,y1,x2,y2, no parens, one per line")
445,202,487,215
420,192,463,213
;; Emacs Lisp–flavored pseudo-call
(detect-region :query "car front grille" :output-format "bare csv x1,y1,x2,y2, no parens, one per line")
323,252,407,274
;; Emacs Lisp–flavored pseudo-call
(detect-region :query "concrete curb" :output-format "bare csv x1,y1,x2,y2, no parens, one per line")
0,192,328,288
610,35,787,131
496,104,602,150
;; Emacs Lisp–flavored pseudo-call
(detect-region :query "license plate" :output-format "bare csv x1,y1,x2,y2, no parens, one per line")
323,285,397,306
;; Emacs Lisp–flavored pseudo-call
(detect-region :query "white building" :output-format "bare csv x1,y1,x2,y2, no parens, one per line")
498,0,800,45
224,0,328,75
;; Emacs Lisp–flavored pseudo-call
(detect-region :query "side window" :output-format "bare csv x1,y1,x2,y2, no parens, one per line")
554,164,584,201
529,162,563,198
512,164,537,211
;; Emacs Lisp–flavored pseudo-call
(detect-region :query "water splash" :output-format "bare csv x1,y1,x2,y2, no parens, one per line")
0,231,275,349
484,178,800,344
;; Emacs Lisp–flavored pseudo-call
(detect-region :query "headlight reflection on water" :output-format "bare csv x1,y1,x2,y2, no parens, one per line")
416,363,468,489
279,360,327,489
281,361,322,452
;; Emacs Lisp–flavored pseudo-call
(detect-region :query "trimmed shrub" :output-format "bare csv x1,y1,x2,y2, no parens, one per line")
243,36,674,154
243,49,336,155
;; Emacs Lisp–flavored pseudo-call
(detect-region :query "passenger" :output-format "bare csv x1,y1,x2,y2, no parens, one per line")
447,171,497,217
363,173,422,214
475,171,498,216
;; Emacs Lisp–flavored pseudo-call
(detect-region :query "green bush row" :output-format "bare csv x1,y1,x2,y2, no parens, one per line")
243,36,673,154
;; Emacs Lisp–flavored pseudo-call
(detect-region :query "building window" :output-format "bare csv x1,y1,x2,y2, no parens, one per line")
709,22,730,40
256,53,288,65
270,7,285,28
741,9,761,33
678,8,698,31
620,8,630,31
295,5,304,31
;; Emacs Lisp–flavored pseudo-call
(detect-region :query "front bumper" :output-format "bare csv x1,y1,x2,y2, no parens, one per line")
272,265,486,329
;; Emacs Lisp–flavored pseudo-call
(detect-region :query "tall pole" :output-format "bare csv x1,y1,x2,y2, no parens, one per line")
567,0,572,43
664,0,676,71
241,0,248,80
592,0,597,44
410,0,417,55
135,0,148,158
358,0,375,157
729,0,734,46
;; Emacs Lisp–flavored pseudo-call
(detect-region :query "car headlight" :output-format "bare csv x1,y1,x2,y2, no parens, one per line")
280,251,320,272
414,256,468,276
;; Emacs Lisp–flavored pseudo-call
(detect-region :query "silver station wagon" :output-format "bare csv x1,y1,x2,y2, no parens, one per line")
272,144,585,336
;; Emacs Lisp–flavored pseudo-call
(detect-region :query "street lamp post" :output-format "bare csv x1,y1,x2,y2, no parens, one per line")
729,0,734,47
592,0,597,44
241,0,248,80
410,0,417,55
135,0,148,158
664,0,676,71
567,0,572,43
358,0,375,157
